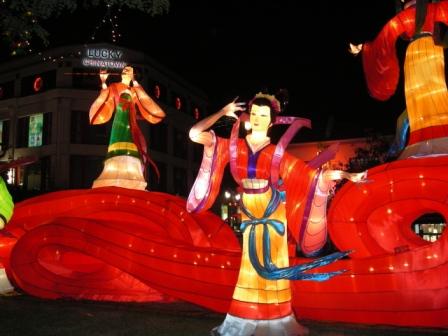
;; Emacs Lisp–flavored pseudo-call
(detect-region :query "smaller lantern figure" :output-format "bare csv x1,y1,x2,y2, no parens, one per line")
89,66,166,190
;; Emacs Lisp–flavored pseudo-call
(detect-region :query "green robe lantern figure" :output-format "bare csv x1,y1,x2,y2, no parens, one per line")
89,66,165,190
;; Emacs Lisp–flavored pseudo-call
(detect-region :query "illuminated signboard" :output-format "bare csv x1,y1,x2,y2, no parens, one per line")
28,114,43,147
82,47,127,69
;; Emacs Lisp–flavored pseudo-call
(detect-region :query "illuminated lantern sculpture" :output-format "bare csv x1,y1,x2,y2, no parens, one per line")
0,177,13,230
350,0,448,158
0,176,13,292
188,93,364,336
291,0,448,327
89,66,165,190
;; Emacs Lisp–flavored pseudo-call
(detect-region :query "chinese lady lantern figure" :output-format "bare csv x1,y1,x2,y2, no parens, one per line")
187,92,365,336
89,66,165,190
350,0,448,158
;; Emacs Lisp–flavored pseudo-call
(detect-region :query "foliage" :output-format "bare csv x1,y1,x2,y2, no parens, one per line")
327,131,392,213
345,131,392,172
88,0,170,15
0,0,170,55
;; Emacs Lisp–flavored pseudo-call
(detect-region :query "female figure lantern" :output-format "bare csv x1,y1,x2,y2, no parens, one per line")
89,66,165,190
350,0,448,158
188,93,362,336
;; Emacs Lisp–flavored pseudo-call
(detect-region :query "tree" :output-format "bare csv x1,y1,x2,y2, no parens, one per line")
345,131,392,172
0,0,169,55
329,131,393,204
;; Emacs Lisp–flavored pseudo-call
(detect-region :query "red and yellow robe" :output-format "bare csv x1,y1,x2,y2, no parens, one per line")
187,132,325,320
89,81,165,188
361,1,448,147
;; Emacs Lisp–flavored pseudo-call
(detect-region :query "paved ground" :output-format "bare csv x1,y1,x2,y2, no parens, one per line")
0,294,446,335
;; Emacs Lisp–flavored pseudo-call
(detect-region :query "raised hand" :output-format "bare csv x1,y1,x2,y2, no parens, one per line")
99,69,109,83
349,43,363,56
222,97,246,119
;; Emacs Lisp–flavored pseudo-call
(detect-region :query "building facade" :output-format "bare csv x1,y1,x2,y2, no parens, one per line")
0,43,207,198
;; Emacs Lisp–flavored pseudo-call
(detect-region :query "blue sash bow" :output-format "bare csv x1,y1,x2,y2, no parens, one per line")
240,188,350,281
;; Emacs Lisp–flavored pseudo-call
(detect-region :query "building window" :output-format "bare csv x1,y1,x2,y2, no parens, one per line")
43,113,52,145
194,107,200,120
16,113,52,148
193,143,202,163
70,155,104,189
221,190,242,232
154,85,161,99
413,213,446,242
149,121,167,153
0,81,14,100
6,167,15,185
172,93,185,112
21,156,51,192
21,70,56,96
16,117,29,148
175,97,182,110
173,128,187,159
173,166,188,197
150,83,166,103
148,161,166,192
71,110,110,145
0,120,10,152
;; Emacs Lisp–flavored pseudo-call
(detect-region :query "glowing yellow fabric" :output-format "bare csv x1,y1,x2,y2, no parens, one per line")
233,189,291,304
404,36,448,131
107,142,138,152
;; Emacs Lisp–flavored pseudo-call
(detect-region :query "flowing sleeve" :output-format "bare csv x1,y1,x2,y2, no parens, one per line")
89,87,115,125
282,144,341,256
133,86,166,124
186,132,229,213
281,152,318,247
362,10,415,101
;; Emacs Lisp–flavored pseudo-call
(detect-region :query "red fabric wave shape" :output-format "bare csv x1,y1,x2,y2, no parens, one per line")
291,156,448,327
0,188,240,311
1,157,448,329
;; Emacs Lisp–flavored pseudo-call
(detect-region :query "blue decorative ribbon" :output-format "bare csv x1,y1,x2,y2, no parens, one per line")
240,188,350,281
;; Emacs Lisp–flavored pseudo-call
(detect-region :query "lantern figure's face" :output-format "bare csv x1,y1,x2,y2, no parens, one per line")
121,66,134,85
249,104,271,132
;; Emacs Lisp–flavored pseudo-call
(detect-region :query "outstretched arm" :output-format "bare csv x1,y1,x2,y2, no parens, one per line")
322,169,367,184
186,99,243,213
348,7,416,101
189,99,245,147
89,71,114,125
348,43,363,56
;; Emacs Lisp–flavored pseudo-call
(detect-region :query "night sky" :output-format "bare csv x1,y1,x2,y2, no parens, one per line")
29,1,410,140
